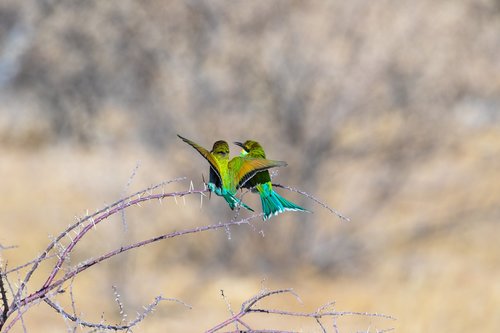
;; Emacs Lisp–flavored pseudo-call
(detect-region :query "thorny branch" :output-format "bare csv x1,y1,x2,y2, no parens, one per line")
1,177,189,331
206,289,395,333
273,183,351,222
44,295,191,331
0,177,356,332
0,272,8,326
10,177,187,311
15,213,260,313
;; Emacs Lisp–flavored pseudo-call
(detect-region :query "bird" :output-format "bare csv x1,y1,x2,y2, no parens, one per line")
234,140,308,220
178,135,287,212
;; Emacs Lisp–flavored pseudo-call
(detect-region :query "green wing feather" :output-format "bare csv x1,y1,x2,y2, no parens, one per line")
231,157,287,190
177,135,223,183
243,168,271,189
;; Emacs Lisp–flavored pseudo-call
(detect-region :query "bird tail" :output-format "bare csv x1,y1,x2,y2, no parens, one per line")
257,183,308,220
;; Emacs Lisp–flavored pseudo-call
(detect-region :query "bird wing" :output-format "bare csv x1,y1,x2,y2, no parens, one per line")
177,135,223,184
231,157,287,189
209,167,222,188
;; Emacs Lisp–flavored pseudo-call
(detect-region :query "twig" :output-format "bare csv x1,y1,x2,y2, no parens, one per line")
5,178,187,329
15,212,259,310
0,269,9,326
206,289,299,333
42,185,202,291
68,276,77,320
241,289,302,312
220,289,238,331
112,285,126,324
43,295,190,331
249,308,396,321
1,304,29,333
4,253,58,275
207,289,395,333
0,244,17,251
273,183,350,222
120,161,141,231
13,177,186,308
3,269,27,333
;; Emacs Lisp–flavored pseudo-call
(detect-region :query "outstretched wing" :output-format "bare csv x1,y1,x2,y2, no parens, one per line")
177,135,223,184
231,157,287,190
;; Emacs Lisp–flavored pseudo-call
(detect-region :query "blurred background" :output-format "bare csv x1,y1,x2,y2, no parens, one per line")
1,0,499,332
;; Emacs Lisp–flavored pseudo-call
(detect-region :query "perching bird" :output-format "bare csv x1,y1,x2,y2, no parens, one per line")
178,135,287,212
234,140,308,220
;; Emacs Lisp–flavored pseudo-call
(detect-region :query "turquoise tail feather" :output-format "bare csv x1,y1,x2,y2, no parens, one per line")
257,183,308,220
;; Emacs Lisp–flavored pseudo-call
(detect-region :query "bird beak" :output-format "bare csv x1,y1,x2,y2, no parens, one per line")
233,142,248,155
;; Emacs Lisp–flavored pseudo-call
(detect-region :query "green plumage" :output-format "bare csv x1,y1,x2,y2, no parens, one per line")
178,135,287,212
234,140,309,220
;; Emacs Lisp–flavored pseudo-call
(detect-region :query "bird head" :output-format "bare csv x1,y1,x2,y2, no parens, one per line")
233,141,248,155
234,140,264,157
211,140,230,158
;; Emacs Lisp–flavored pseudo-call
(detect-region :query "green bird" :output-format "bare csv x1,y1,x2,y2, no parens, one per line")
234,140,308,220
178,135,287,212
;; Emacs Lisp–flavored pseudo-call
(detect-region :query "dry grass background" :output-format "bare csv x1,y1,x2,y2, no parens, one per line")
1,0,500,332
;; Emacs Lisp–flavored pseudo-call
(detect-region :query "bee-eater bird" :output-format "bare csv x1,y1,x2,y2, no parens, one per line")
234,140,308,220
178,135,287,212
